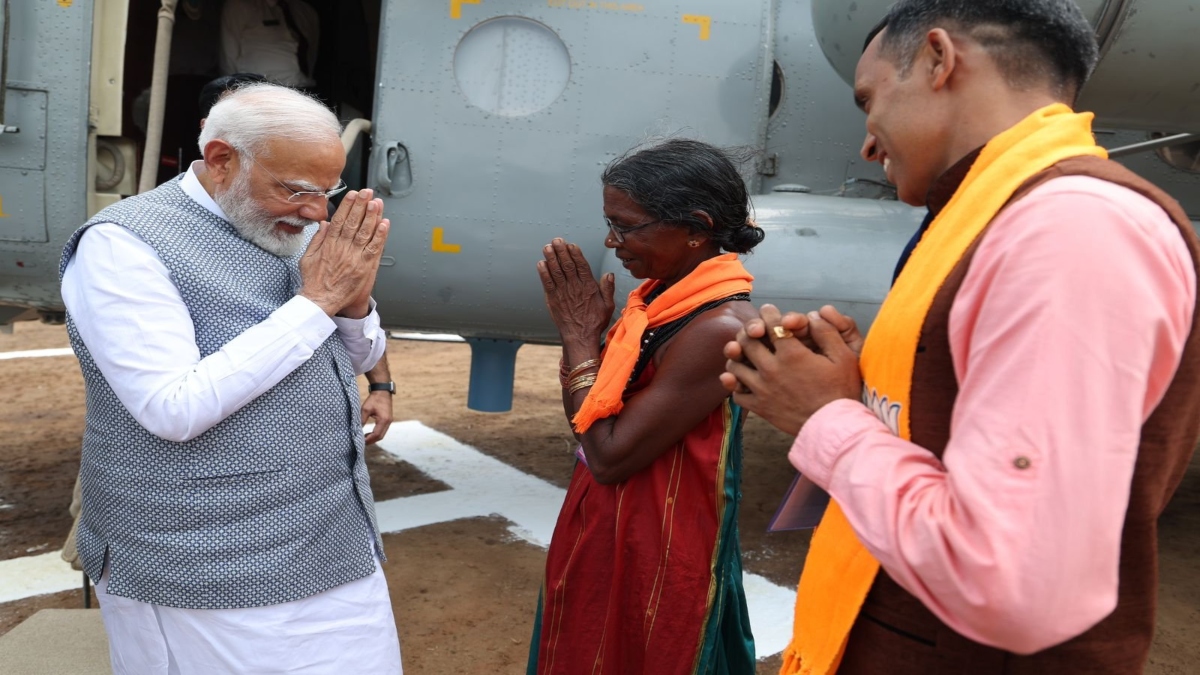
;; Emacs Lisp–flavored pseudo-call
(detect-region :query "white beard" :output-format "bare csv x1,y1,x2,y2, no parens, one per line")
213,170,312,258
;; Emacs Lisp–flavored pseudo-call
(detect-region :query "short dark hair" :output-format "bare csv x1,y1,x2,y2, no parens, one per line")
866,0,1098,101
198,73,268,120
601,139,765,255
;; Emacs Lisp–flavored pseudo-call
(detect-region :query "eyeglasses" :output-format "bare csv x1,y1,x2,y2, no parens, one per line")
605,216,665,243
242,151,348,203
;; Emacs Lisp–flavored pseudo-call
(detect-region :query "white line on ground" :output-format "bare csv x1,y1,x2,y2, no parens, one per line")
0,421,797,657
373,421,797,658
388,332,465,342
0,552,81,605
0,348,74,361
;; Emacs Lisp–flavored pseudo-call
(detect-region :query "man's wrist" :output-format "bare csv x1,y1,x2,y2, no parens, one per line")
298,290,341,317
337,301,370,320
790,399,875,487
368,381,396,395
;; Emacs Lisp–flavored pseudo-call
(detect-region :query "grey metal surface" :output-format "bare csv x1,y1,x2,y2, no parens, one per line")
1095,127,1200,217
1108,133,1200,159
806,0,1200,217
370,0,775,342
2,0,1200,341
810,0,1200,133
764,0,888,195
1078,0,1200,132
0,0,92,305
601,191,923,334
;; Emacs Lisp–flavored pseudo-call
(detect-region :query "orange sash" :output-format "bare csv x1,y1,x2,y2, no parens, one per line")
781,105,1107,674
573,253,753,432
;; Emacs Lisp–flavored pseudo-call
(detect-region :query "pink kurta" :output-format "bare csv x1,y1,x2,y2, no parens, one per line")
791,175,1196,654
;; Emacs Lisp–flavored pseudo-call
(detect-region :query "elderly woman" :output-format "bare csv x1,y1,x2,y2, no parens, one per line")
528,139,765,674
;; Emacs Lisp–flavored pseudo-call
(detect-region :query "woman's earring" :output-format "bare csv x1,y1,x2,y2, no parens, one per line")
688,240,700,248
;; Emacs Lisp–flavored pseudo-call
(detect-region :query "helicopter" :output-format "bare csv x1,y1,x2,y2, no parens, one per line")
0,0,1197,412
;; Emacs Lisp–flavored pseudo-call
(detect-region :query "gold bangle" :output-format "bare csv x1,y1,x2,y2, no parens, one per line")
569,381,595,395
566,359,601,381
568,373,597,389
568,374,598,394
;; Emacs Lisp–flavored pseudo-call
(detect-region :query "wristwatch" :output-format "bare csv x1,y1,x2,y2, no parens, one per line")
368,381,396,395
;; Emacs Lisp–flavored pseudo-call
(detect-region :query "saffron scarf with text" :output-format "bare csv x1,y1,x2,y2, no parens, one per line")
780,104,1108,675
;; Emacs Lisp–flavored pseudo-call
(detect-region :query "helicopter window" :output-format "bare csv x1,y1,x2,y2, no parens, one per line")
453,17,571,118
769,61,784,118
1153,132,1200,174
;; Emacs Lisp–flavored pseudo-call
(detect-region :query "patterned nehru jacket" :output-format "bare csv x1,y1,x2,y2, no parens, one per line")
59,175,382,609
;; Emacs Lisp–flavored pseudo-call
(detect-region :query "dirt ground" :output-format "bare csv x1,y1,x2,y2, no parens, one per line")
1,320,1198,673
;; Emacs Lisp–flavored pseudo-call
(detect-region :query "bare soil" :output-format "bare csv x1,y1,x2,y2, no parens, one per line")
1,321,1196,674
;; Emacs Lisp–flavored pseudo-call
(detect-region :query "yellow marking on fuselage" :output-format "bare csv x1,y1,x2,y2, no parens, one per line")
546,0,644,12
682,14,712,40
432,227,462,254
0,196,9,218
450,0,480,19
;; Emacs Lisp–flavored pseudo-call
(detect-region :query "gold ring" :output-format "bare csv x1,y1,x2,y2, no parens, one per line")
772,326,794,340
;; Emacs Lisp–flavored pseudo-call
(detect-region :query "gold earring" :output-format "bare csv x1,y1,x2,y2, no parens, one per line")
688,240,700,248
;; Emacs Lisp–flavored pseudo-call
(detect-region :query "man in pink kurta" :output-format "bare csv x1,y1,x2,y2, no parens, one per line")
791,173,1194,652
721,1,1200,672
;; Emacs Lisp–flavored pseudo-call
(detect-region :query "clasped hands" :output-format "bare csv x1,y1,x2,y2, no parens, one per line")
719,304,864,437
299,189,391,319
536,238,615,346
533,235,865,437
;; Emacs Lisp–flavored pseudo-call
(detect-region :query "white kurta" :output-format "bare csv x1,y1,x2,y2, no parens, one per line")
62,164,401,674
95,555,401,674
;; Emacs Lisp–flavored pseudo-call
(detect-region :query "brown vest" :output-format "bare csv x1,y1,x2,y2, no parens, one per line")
838,156,1200,674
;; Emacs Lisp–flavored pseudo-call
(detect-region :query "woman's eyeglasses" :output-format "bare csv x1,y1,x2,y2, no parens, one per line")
605,216,664,243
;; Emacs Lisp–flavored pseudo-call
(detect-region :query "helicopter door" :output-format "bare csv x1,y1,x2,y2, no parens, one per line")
0,0,91,246
369,0,774,339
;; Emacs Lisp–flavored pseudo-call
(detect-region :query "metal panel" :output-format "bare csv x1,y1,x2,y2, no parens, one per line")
764,0,887,194
371,0,774,339
0,1,7,127
0,167,45,243
809,0,1200,133
600,191,924,332
0,0,91,298
1077,0,1200,132
0,88,47,171
796,0,1200,214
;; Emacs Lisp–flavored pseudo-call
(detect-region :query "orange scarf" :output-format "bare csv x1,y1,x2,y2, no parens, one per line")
781,104,1107,674
572,253,753,433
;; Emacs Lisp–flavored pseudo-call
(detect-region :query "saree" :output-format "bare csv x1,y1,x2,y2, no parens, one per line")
528,361,755,674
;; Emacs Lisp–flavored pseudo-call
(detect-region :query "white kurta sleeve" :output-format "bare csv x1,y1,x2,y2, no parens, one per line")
62,223,341,442
331,299,387,375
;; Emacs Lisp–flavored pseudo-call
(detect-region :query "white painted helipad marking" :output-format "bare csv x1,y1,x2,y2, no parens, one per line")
373,421,797,657
0,421,797,657
0,552,81,604
388,332,465,342
0,347,74,360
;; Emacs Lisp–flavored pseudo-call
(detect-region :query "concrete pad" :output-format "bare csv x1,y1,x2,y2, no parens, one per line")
0,609,110,674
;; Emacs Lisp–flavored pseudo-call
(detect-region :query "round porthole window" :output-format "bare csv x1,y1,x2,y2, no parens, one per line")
453,17,571,117
1153,132,1200,174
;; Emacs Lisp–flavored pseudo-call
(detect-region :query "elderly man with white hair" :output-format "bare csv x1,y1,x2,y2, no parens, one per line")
59,83,402,673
